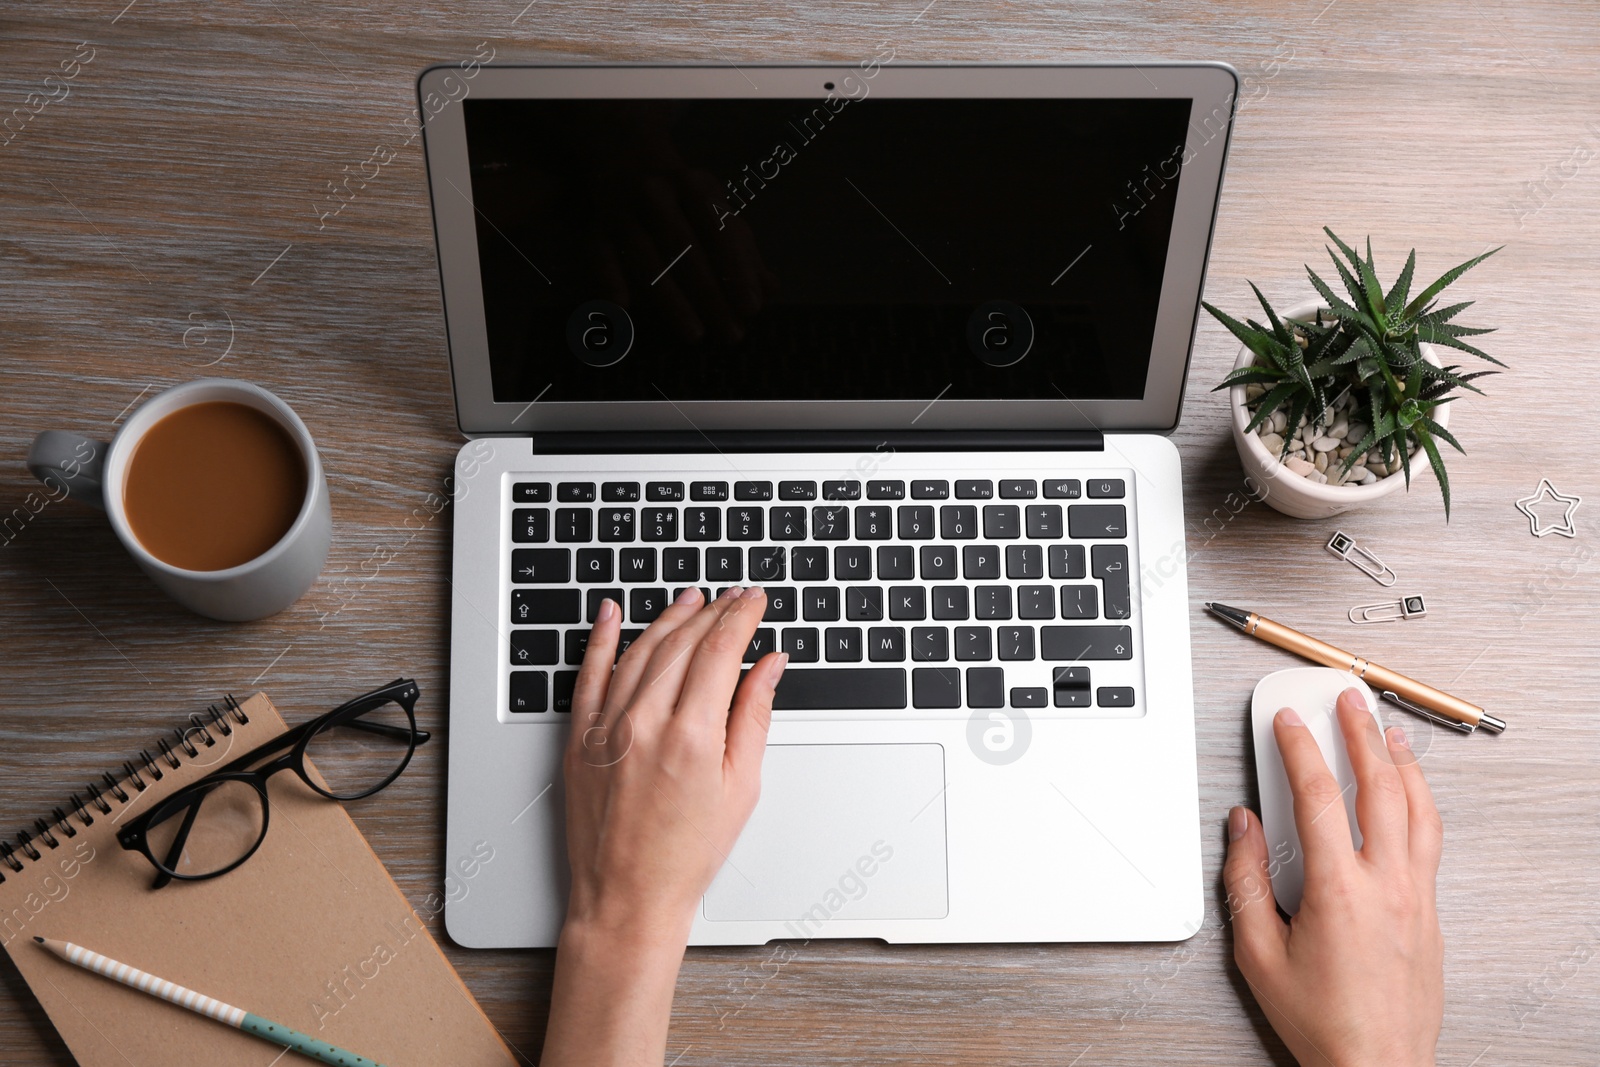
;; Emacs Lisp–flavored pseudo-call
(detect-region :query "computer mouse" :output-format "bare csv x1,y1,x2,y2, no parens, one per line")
1250,667,1381,915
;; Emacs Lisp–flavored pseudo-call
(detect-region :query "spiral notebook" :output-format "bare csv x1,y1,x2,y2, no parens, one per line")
0,691,518,1067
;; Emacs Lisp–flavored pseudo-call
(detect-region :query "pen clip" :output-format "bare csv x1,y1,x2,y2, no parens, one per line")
1380,690,1475,734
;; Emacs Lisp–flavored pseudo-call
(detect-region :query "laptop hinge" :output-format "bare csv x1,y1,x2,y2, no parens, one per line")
529,430,1106,454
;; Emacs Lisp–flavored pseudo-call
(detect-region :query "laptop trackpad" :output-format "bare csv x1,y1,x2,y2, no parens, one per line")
704,744,948,924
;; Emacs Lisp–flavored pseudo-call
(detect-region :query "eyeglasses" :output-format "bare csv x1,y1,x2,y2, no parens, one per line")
117,678,429,887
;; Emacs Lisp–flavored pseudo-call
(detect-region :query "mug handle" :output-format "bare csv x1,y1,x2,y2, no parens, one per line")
27,431,107,509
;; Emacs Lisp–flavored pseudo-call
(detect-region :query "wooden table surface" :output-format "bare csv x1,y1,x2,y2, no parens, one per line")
3,2,1597,1064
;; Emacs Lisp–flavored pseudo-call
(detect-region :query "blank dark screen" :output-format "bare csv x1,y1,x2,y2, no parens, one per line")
462,94,1192,403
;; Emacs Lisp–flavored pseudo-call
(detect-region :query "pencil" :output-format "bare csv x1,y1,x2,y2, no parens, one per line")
34,936,386,1067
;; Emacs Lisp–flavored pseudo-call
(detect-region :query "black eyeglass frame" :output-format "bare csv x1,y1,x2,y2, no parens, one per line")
116,678,429,888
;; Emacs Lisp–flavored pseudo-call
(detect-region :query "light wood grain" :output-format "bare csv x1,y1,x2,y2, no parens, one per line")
3,2,1598,1064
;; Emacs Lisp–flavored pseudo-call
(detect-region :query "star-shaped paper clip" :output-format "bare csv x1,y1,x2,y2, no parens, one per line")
1515,478,1581,538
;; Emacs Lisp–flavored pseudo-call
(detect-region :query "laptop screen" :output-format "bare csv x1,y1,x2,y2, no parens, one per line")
462,95,1193,407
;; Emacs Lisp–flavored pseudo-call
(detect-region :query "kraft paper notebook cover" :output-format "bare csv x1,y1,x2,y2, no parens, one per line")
0,692,517,1067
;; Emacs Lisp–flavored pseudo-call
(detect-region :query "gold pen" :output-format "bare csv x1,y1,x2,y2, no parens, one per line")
1206,602,1506,735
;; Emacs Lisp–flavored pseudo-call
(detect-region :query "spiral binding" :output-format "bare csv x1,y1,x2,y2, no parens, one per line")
0,696,251,884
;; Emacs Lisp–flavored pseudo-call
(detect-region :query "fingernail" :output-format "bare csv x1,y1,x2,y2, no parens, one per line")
1278,707,1303,727
720,586,743,600
1389,726,1410,749
1228,806,1248,841
775,652,790,674
675,586,700,605
597,598,617,622
742,585,765,599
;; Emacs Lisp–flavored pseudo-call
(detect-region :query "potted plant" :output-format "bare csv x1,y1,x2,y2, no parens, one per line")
1204,228,1502,519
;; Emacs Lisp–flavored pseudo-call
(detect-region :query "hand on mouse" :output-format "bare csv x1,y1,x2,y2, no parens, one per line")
1225,687,1444,1067
542,585,785,1067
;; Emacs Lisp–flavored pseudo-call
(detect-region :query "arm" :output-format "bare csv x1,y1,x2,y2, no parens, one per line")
541,585,784,1067
1224,688,1445,1067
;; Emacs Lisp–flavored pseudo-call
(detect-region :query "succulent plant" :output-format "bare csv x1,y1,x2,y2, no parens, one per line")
1205,227,1503,517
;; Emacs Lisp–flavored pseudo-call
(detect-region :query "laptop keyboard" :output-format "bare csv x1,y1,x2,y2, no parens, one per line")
503,469,1143,720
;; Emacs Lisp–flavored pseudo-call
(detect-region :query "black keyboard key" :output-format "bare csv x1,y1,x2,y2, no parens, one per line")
1087,478,1126,499
967,667,1005,708
602,481,640,502
575,548,613,583
684,507,721,541
1006,544,1044,580
822,480,861,501
510,630,559,666
898,505,935,540
877,545,914,580
920,545,958,580
512,482,552,503
512,508,550,543
983,505,1020,540
744,627,778,663
803,587,840,621
974,586,1012,620
555,508,592,542
619,548,656,582
1054,665,1091,707
813,505,850,539
889,586,927,620
641,507,678,542
955,480,994,500
705,547,741,582
1041,626,1133,660
558,482,596,503
1049,543,1087,579
997,626,1035,660
962,545,1001,579
782,626,819,662
791,546,828,581
749,546,785,582
940,505,978,539
728,507,764,541
1011,686,1047,708
764,587,797,622
509,671,547,712
1093,544,1132,619
511,548,570,584
846,586,884,621
955,626,991,661
511,588,581,624
912,667,961,708
911,627,949,661
825,626,863,662
735,480,774,501
834,546,872,580
771,667,905,709
1000,480,1037,499
770,506,808,540
779,480,817,501
1017,585,1055,619
1026,504,1064,539
867,480,905,500
1069,504,1128,539
868,626,906,661
597,507,636,542
631,588,669,622
616,629,645,657
1098,686,1136,707
1061,585,1100,620
673,586,713,605
854,506,892,539
1044,479,1081,499
646,481,685,502
566,628,591,664
692,481,729,501
932,586,969,620
912,480,949,499
587,588,623,622
552,671,577,713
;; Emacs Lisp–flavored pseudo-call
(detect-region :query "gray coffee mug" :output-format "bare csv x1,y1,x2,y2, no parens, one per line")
26,379,331,622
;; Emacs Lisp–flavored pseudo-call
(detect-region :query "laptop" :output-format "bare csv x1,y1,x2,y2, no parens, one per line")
420,62,1236,948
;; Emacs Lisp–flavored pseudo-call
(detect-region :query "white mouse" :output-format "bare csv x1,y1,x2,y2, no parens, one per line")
1250,667,1382,915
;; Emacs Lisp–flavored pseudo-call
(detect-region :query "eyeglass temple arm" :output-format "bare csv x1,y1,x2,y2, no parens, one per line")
151,796,204,890
346,718,430,744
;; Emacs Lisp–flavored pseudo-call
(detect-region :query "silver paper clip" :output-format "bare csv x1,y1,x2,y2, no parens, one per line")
1380,690,1474,734
1349,594,1427,624
1325,530,1397,586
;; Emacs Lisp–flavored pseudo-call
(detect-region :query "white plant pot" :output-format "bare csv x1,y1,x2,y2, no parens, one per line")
1229,300,1451,520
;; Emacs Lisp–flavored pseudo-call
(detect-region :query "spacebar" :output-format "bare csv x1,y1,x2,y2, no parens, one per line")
767,668,907,710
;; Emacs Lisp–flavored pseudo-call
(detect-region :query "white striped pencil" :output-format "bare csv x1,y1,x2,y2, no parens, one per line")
34,937,386,1067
